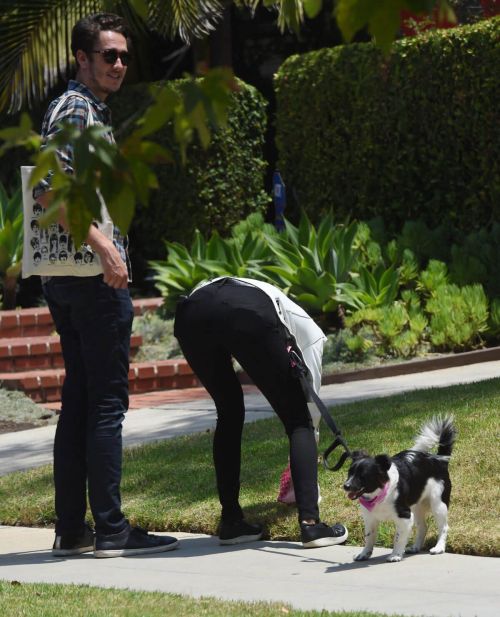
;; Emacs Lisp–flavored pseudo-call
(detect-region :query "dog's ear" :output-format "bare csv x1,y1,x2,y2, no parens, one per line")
351,449,369,461
374,454,391,471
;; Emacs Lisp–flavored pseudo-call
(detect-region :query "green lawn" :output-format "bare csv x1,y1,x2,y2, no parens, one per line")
0,378,499,557
0,581,418,617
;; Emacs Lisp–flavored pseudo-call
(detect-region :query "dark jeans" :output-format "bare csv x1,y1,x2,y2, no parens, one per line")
174,279,319,523
42,275,133,536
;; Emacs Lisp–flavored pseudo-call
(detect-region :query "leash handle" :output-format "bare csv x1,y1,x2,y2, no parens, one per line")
323,438,351,471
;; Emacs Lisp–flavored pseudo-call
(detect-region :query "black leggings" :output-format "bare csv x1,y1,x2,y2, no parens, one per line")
174,279,319,523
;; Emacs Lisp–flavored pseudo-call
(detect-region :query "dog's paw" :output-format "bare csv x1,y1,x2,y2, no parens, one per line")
405,545,420,554
429,545,445,555
386,553,403,562
353,551,372,561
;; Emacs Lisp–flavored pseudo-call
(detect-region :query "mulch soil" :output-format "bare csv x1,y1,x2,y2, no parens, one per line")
0,421,39,434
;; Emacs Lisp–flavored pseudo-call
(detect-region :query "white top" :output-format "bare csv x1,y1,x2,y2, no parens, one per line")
192,277,327,430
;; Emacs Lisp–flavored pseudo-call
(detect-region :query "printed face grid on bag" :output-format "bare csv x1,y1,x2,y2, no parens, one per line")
21,166,104,279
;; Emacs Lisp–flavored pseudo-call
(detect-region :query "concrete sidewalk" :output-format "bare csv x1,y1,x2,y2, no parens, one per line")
0,526,498,617
1,359,500,476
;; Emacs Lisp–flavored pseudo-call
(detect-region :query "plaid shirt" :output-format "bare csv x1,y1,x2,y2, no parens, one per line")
33,80,131,278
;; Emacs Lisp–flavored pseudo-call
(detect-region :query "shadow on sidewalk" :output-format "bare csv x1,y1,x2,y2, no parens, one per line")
254,541,399,573
0,534,396,574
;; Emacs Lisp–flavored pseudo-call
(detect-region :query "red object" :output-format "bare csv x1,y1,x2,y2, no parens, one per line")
480,0,500,17
401,1,499,37
277,463,296,505
401,7,457,37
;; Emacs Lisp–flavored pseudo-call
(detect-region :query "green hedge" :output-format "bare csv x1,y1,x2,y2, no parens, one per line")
275,17,500,232
110,79,269,281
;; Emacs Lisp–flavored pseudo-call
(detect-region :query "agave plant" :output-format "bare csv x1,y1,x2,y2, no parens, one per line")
262,211,360,324
150,219,274,313
0,181,23,309
337,263,400,312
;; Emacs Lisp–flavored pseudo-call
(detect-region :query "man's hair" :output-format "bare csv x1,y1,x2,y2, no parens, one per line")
71,13,131,66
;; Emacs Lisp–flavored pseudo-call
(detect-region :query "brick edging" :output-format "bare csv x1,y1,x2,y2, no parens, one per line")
0,297,163,338
0,358,199,403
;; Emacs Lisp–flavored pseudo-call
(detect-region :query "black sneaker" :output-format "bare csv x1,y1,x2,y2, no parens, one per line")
52,524,94,556
218,520,263,545
94,526,179,558
301,522,348,548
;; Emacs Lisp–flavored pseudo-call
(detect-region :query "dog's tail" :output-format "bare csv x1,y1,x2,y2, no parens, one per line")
412,415,456,458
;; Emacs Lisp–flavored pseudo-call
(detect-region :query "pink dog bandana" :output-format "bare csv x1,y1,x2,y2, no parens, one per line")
359,482,390,511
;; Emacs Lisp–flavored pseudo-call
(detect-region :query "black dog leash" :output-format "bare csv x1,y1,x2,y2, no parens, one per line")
288,347,352,471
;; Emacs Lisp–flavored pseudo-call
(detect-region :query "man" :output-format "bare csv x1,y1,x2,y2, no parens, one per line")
174,276,348,548
34,13,178,558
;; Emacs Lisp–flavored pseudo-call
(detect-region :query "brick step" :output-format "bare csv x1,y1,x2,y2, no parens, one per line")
0,334,143,373
0,297,163,338
0,359,199,404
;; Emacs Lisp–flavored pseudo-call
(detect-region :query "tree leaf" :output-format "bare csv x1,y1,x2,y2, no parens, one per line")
106,185,135,236
303,0,323,19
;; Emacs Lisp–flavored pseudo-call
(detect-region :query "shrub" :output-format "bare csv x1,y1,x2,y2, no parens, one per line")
346,258,490,356
275,18,500,232
132,313,182,361
417,259,450,295
395,220,454,265
322,329,377,367
449,223,500,300
345,301,428,359
426,283,489,350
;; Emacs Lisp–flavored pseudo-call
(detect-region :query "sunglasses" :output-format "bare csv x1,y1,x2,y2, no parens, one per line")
91,49,132,66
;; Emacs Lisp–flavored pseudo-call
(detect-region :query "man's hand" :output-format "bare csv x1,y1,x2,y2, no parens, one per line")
98,241,129,289
87,228,128,289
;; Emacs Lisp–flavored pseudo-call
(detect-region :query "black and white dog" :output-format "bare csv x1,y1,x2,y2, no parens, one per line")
343,416,456,562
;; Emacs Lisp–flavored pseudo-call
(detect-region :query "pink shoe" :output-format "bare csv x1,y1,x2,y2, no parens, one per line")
277,464,296,504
